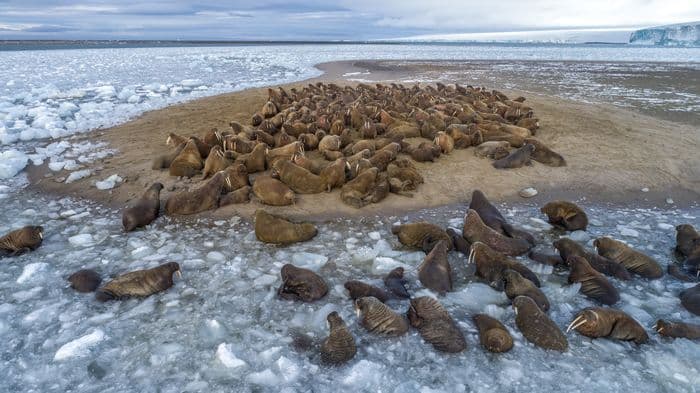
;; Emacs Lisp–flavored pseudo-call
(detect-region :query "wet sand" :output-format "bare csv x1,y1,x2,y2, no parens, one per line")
26,60,700,220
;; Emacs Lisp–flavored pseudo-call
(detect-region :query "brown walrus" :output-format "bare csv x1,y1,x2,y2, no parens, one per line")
446,228,470,255
238,142,267,173
222,163,250,193
680,284,700,316
384,267,410,299
469,190,535,246
202,145,231,179
319,158,347,192
653,319,700,339
553,238,631,280
675,224,700,258
528,251,564,266
513,296,568,351
433,131,454,154
166,132,188,148
407,296,466,353
219,186,251,206
667,264,696,282
541,201,588,231
95,262,181,301
164,171,230,216
292,154,328,175
474,141,510,160
254,210,317,245
321,312,357,365
391,222,452,253
523,138,566,167
340,167,378,208
462,209,531,256
266,141,304,168
566,307,648,344
252,176,294,206
418,240,453,294
344,280,392,302
122,182,163,232
473,314,514,353
468,242,541,289
318,135,341,158
567,256,620,305
503,269,549,312
67,269,102,293
387,160,423,190
278,264,328,302
169,139,203,178
271,159,327,194
593,237,663,279
151,142,185,169
492,143,535,169
354,296,409,336
368,150,395,172
0,225,44,256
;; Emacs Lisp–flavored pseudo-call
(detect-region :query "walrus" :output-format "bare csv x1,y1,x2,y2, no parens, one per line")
291,154,327,175
391,222,452,253
387,160,423,189
166,132,188,148
473,314,514,353
340,167,378,208
513,296,568,351
462,209,531,256
541,201,588,231
418,240,453,294
469,190,535,246
524,138,566,167
298,133,320,151
67,269,102,293
319,158,347,192
528,251,564,266
164,171,230,216
274,130,296,148
254,210,317,245
593,237,663,279
468,242,540,289
492,143,535,169
319,135,341,158
202,146,233,179
479,129,525,147
653,319,700,339
566,307,648,344
344,280,392,302
675,224,700,258
151,142,185,170
354,296,409,336
407,142,440,162
266,141,304,168
252,129,275,147
553,238,631,280
446,228,470,255
95,262,181,301
503,269,549,311
222,163,250,193
321,312,357,365
219,186,251,206
169,139,203,178
433,131,454,154
567,256,620,305
407,296,466,353
368,150,395,172
228,136,256,154
0,225,44,256
384,267,410,299
278,264,328,302
346,149,373,167
122,182,163,232
367,172,390,204
474,141,510,160
271,159,327,194
251,112,263,127
238,142,267,173
252,176,294,206
667,264,696,282
680,284,700,316
347,140,376,156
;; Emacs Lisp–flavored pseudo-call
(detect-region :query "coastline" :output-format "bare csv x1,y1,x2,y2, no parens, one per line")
25,59,700,220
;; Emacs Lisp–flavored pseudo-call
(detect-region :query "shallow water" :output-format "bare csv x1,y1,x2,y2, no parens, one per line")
1,179,698,392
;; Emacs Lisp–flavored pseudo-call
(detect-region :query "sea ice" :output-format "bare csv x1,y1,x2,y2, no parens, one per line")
215,343,246,369
0,149,28,179
54,330,105,361
65,169,92,183
95,174,123,190
16,262,48,284
291,252,328,270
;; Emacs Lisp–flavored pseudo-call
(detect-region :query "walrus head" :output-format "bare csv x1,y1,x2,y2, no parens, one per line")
567,308,607,337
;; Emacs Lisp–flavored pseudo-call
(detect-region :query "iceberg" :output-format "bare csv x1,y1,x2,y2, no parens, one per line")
630,22,700,46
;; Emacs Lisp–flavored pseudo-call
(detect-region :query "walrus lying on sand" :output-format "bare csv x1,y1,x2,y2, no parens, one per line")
567,307,648,344
254,210,317,245
0,225,44,256
492,143,535,169
164,171,230,215
169,139,203,178
407,296,466,353
252,175,294,206
95,262,181,301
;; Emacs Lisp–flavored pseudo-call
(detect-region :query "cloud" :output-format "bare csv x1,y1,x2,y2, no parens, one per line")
0,0,698,40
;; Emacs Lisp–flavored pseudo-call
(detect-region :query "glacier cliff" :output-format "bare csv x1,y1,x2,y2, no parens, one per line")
629,22,700,46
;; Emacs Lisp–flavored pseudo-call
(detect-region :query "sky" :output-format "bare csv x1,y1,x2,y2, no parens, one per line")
0,1,699,41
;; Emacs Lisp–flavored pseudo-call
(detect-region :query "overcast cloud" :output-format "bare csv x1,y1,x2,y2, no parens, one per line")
0,0,699,40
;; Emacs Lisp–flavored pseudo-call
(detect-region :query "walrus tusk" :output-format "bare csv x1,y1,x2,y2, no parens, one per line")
166,136,172,146
38,232,43,240
175,270,182,279
566,315,587,333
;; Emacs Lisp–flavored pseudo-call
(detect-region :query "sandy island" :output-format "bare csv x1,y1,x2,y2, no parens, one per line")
26,60,700,221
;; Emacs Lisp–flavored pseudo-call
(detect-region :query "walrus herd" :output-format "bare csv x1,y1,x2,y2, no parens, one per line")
138,82,568,220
